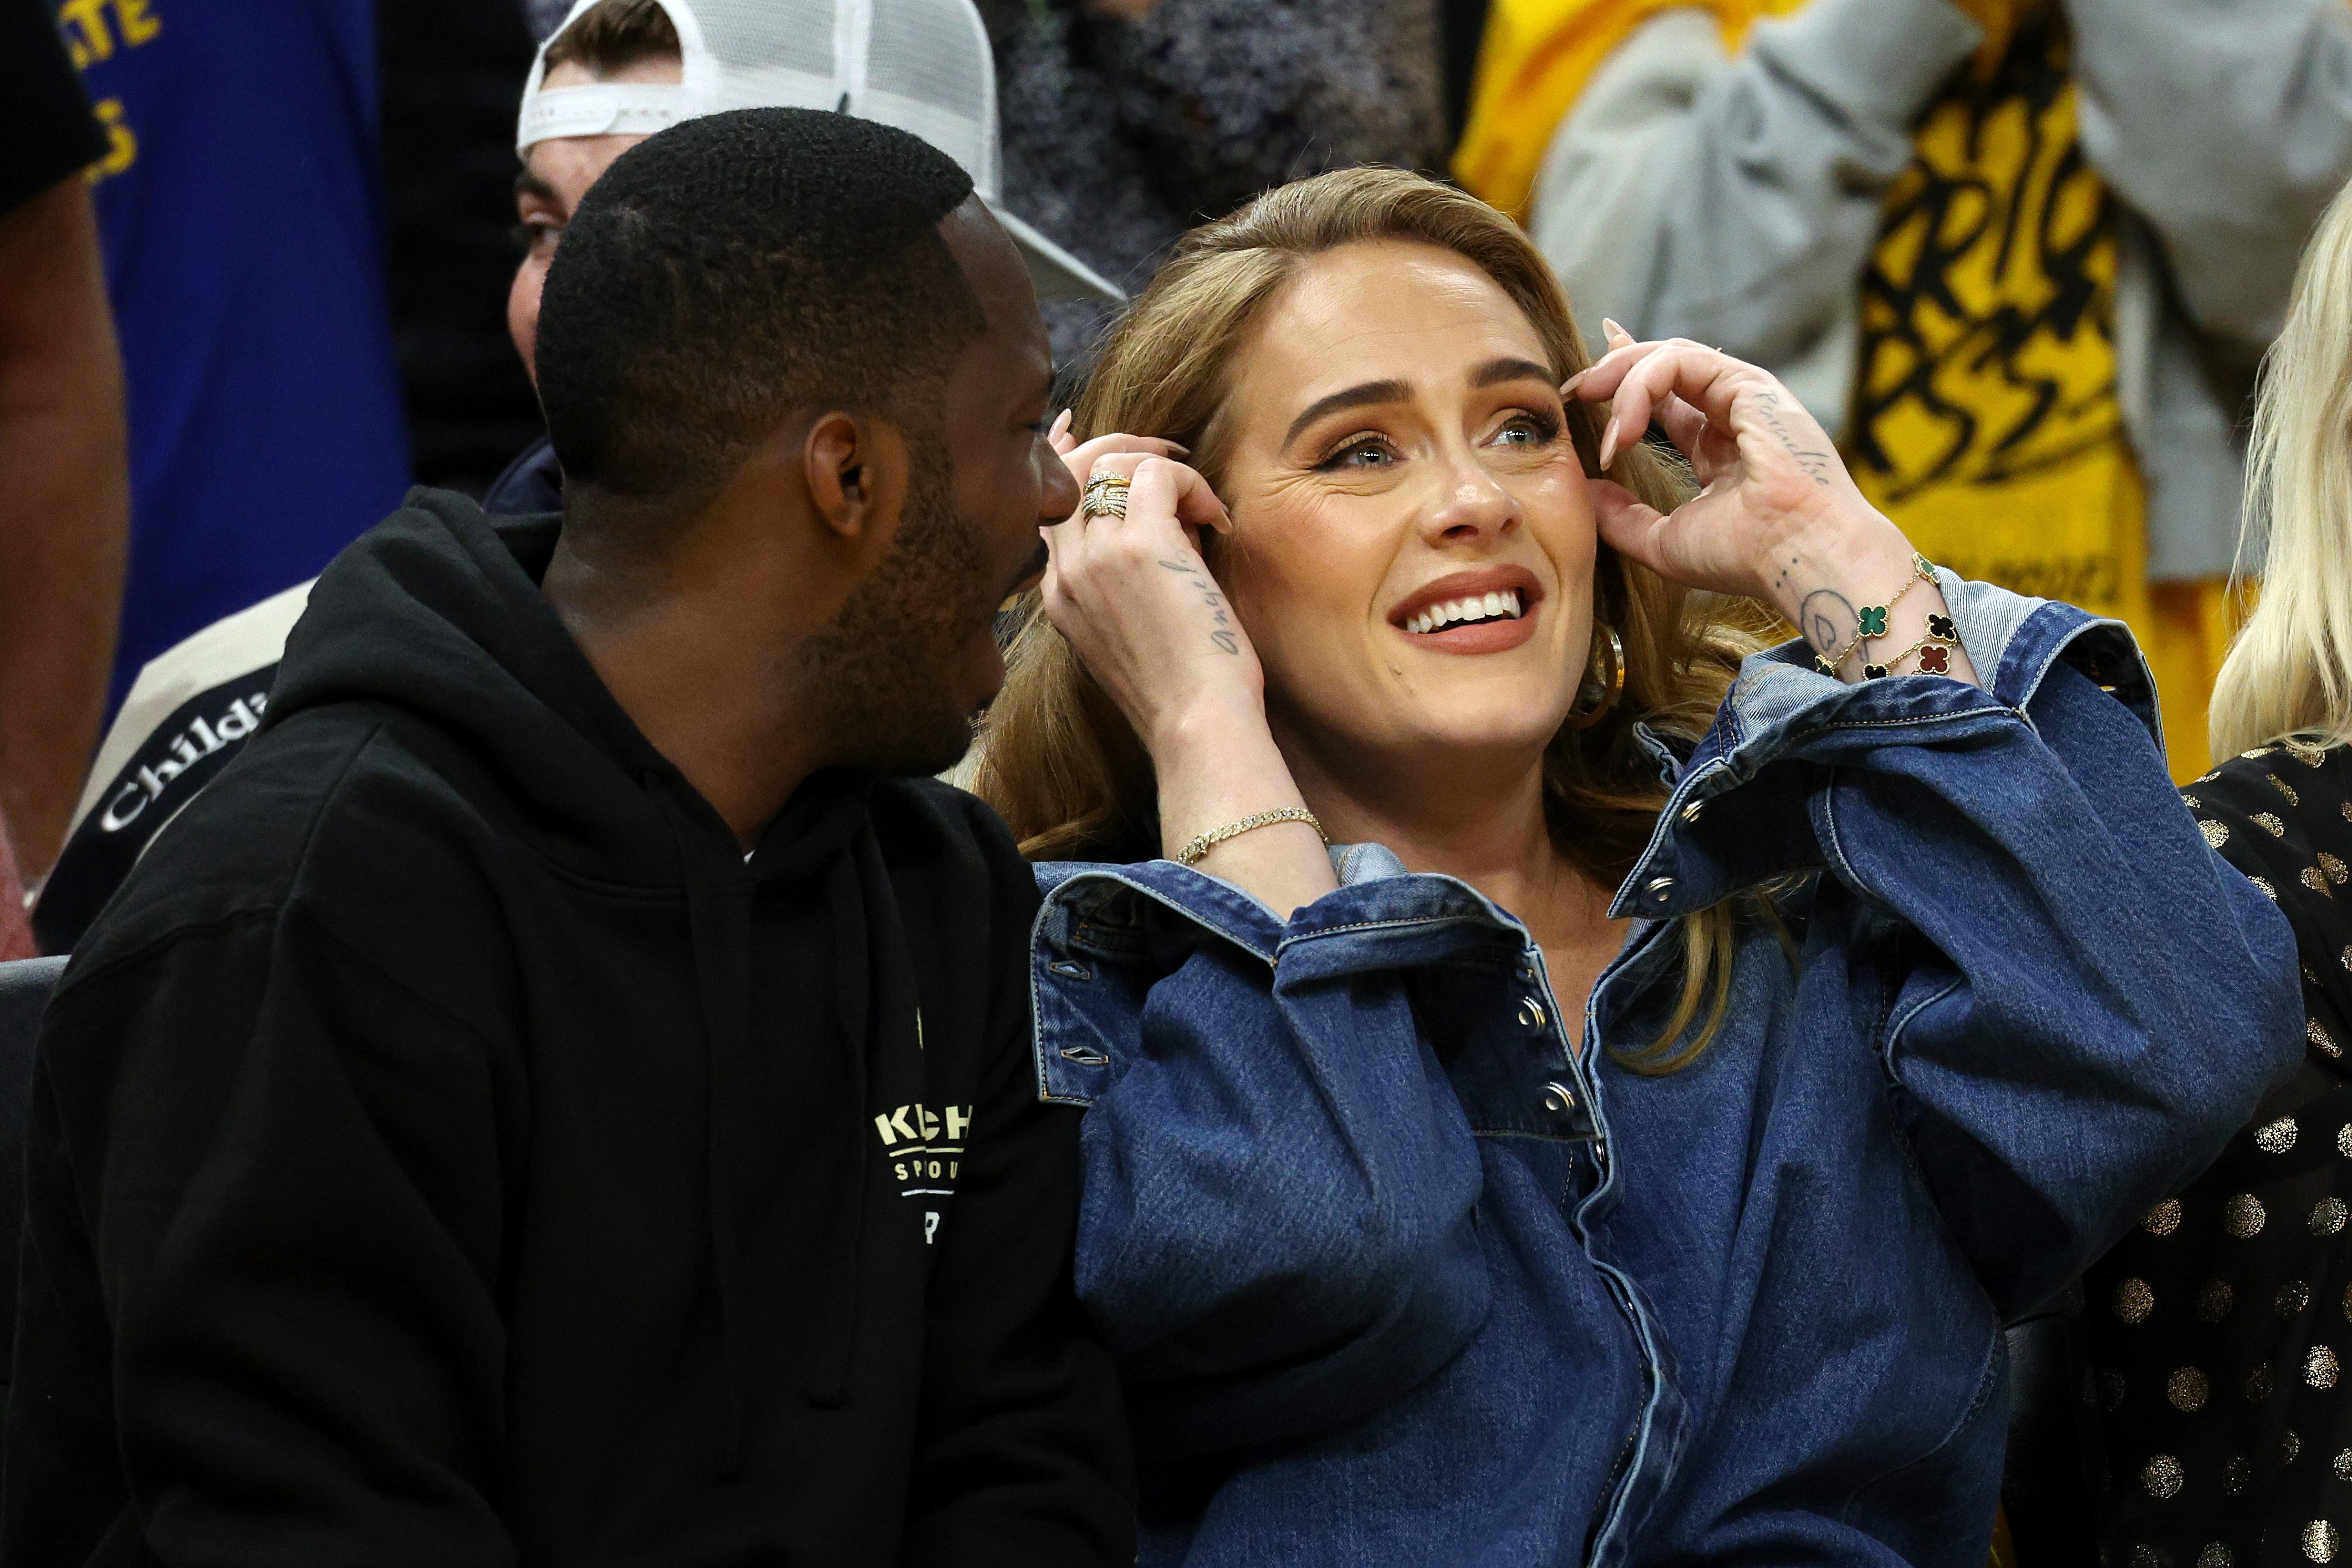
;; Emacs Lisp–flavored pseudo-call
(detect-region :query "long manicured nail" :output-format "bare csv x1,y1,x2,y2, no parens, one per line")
1049,408,1072,439
1162,440,1191,456
1602,317,1632,346
1562,369,1589,396
1596,418,1620,471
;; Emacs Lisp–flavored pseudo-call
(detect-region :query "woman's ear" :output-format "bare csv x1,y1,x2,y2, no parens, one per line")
804,411,910,567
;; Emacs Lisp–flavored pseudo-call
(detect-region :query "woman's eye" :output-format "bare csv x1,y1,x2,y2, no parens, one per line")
1323,438,1396,470
1492,413,1559,448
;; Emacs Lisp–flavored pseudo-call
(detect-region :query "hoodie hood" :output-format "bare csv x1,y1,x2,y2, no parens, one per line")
269,489,724,883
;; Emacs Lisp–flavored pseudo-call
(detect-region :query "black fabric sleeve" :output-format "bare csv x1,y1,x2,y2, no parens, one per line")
898,810,1135,1568
0,0,105,219
4,908,521,1567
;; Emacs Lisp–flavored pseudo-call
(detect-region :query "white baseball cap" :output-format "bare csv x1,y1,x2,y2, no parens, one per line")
517,0,1124,305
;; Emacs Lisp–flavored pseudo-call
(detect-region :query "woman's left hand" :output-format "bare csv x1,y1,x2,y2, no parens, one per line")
1570,329,1979,686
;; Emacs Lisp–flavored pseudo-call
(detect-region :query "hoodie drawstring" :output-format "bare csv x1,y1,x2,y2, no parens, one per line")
654,781,892,1473
655,786,758,1478
805,843,876,1408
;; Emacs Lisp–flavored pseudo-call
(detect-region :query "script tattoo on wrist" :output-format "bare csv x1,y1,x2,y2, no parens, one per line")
1798,588,1859,661
1753,390,1835,488
1159,558,1240,655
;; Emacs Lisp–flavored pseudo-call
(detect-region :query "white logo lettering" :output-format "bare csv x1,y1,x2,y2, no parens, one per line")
98,780,147,832
98,688,273,833
873,1104,975,1199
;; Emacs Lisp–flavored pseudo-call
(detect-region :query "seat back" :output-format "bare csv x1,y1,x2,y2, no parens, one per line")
0,957,65,1383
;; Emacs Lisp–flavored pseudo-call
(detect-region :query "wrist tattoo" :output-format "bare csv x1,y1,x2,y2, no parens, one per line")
1159,558,1241,655
1798,588,1859,660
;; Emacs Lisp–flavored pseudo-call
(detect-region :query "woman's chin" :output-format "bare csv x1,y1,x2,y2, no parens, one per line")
1375,701,1576,762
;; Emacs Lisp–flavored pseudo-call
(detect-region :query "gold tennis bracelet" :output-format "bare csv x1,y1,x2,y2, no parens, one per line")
1175,807,1328,867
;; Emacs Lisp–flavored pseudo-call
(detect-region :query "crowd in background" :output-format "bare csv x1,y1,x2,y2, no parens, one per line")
5,0,2352,1561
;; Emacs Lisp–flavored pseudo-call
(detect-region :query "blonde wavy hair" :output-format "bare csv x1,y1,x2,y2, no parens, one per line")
2212,176,2352,758
971,167,1769,1070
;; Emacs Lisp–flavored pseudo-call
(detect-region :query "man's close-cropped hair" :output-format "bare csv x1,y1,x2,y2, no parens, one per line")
534,107,987,502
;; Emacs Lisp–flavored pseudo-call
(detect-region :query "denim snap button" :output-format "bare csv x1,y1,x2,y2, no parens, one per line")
1646,876,1676,903
1539,1081,1576,1115
1680,799,1703,824
1516,995,1547,1030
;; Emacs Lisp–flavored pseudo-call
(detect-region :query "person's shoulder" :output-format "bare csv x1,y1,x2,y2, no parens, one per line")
2181,737,2352,903
73,701,498,970
34,583,317,951
869,777,1042,915
871,775,1024,859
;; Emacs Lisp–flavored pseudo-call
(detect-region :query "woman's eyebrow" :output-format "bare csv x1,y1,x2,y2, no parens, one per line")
1283,379,1413,447
1471,356,1558,389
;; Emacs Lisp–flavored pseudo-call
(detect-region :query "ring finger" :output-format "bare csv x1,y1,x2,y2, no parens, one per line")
1078,452,1151,523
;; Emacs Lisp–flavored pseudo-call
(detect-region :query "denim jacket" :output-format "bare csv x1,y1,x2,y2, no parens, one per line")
1027,576,2303,1567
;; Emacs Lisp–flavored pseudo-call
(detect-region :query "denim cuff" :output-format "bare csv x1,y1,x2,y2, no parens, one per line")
1608,574,2159,920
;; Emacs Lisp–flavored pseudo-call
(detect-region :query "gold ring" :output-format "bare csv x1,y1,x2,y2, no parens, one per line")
1080,474,1131,519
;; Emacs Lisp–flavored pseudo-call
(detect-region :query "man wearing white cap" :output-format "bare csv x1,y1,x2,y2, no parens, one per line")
33,0,1123,954
493,0,1123,512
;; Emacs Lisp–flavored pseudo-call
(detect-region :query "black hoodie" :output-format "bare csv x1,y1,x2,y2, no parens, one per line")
1,491,1135,1566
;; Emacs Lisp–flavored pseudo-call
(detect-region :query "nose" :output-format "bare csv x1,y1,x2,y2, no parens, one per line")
1418,440,1517,546
1036,431,1080,524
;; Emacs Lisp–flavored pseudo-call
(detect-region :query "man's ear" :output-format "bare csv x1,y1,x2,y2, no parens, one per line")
805,410,909,566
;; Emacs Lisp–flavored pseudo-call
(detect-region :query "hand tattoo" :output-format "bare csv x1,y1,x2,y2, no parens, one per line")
1159,558,1240,655
1754,391,1836,488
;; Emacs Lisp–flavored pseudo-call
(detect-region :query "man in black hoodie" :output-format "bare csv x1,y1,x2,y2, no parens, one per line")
2,109,1136,1565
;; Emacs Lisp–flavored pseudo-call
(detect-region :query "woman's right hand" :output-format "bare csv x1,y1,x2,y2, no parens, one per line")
1040,440,1338,910
1039,447,1263,752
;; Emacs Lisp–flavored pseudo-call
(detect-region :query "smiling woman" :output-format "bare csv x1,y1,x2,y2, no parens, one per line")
979,170,1766,1060
969,166,2302,1567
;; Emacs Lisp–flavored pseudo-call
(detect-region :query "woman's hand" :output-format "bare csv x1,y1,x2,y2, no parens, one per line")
1039,448,1259,750
1038,429,1336,912
1571,328,1979,686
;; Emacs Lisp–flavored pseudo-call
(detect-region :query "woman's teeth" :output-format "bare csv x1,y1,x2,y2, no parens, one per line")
1406,589,1523,635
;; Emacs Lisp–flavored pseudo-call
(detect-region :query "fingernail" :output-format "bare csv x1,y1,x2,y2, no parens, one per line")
1562,370,1588,395
1602,318,1630,344
1164,441,1191,456
1596,421,1620,471
1050,408,1072,436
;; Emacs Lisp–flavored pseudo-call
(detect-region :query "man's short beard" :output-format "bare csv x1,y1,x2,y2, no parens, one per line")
790,446,991,777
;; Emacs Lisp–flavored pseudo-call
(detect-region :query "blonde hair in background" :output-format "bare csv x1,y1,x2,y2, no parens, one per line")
970,166,1774,1071
2212,176,2352,758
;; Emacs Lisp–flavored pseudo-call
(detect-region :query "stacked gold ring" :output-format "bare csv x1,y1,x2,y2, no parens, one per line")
1080,474,1131,519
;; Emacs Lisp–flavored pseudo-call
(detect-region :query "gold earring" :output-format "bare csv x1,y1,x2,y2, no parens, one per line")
1560,622,1625,731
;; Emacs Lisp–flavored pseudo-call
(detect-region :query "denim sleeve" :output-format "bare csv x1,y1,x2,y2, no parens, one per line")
1030,869,1493,1457
1619,580,2305,1321
1812,650,2302,1319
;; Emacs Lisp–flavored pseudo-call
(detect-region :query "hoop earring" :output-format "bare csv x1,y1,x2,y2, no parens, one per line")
1560,622,1625,731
